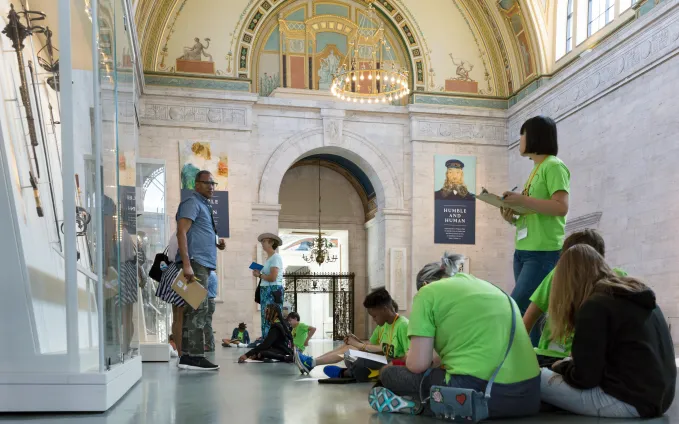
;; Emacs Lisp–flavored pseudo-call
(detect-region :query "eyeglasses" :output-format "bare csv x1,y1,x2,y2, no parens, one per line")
197,181,218,187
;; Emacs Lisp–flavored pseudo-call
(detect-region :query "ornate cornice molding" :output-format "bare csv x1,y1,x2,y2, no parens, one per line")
507,0,679,143
140,102,250,130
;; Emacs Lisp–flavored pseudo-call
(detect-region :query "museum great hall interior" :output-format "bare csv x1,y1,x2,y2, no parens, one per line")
0,0,678,422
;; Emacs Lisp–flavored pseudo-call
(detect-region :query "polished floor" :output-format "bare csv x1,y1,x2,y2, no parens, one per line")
1,341,677,424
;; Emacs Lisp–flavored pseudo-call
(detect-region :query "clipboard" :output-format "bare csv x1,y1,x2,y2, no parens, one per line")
172,272,208,309
476,188,536,215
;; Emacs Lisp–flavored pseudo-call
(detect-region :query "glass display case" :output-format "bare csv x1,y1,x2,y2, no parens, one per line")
136,160,172,360
0,0,144,412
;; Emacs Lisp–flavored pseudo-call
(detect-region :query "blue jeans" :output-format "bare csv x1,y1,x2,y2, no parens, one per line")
541,369,639,418
379,366,541,418
512,250,560,346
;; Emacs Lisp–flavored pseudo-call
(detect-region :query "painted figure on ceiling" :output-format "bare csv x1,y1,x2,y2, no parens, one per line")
318,51,341,90
449,54,474,81
178,37,213,62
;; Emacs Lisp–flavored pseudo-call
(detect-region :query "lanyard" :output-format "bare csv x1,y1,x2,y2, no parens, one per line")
379,314,399,358
522,160,544,196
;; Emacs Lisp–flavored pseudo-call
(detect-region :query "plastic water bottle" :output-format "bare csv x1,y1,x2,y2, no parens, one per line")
160,262,168,271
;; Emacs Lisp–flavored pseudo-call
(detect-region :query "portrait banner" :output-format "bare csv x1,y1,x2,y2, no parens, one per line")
434,155,476,244
179,141,230,238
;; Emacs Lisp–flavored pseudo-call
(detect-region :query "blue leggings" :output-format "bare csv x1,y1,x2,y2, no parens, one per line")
260,285,284,339
512,250,560,346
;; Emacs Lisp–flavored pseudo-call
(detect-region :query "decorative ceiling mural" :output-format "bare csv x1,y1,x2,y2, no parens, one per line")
134,0,546,97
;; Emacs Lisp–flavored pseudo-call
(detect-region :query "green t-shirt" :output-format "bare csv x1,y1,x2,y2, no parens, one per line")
515,156,570,252
531,266,628,358
409,274,539,384
292,322,310,350
237,331,244,342
370,315,410,359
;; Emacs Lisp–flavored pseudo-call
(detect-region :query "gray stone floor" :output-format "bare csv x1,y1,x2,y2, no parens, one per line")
0,344,676,423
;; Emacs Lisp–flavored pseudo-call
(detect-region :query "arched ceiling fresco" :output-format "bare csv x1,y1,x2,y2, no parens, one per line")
134,0,548,97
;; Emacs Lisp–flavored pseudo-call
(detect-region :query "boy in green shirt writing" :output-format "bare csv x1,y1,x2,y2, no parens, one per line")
523,229,627,368
287,312,316,352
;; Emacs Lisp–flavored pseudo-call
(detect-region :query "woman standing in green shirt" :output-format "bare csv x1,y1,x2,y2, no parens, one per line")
501,116,570,346
371,253,540,418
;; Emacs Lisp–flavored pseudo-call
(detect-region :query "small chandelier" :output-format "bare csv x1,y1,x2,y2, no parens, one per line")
331,1,410,104
302,160,338,266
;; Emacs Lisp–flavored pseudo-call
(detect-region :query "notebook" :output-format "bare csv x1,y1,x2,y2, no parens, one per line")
249,262,264,271
171,272,208,309
346,349,388,365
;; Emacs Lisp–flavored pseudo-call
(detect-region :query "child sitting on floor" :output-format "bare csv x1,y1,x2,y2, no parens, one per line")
287,312,316,352
238,304,294,363
222,322,250,348
540,245,675,418
294,288,409,382
522,229,627,368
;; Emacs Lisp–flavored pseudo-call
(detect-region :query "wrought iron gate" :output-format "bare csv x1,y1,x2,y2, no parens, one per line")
283,272,354,341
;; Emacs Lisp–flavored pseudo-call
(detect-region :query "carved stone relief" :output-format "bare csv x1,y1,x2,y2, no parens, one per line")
141,103,248,127
417,120,505,142
323,118,343,145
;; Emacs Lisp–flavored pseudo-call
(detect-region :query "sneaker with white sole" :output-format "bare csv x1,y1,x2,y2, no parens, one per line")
369,386,418,414
293,348,315,375
178,355,220,370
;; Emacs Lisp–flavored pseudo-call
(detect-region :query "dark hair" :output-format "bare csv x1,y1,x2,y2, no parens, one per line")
363,288,394,309
270,239,280,250
194,170,212,184
520,116,558,156
562,229,605,257
264,303,284,323
287,311,300,321
238,322,246,330
392,300,399,311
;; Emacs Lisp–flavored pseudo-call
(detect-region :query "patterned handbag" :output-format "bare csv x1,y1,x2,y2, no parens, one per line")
423,291,516,422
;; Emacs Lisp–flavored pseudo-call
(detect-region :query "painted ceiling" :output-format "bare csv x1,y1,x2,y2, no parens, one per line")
134,0,548,97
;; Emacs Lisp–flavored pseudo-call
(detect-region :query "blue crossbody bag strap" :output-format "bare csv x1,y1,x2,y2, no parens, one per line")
483,291,516,399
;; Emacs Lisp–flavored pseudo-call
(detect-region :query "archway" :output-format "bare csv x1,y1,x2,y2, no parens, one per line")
258,127,400,338
258,127,403,210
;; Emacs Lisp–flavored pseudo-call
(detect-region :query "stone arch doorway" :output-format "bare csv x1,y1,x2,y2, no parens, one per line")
256,125,402,337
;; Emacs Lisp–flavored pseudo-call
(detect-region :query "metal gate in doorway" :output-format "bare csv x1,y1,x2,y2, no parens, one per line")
283,272,354,341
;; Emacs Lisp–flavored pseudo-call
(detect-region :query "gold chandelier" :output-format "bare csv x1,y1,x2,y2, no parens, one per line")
331,1,410,104
302,160,338,266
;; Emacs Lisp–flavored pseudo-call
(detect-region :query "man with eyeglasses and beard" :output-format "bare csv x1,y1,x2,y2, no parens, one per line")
176,170,226,370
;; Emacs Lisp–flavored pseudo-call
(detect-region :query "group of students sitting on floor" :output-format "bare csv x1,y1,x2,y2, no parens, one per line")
285,229,675,420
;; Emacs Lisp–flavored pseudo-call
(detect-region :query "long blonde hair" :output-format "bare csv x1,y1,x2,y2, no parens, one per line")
549,244,647,341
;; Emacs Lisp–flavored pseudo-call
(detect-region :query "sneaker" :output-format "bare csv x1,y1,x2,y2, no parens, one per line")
323,365,344,379
353,365,380,383
369,386,418,414
293,349,315,375
178,355,220,370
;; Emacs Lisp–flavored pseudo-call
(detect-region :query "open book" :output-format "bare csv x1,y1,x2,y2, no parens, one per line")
346,349,388,365
476,188,535,215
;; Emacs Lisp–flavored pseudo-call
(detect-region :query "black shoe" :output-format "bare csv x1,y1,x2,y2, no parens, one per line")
178,355,220,370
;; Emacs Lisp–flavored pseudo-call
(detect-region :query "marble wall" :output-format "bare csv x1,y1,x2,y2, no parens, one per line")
508,0,679,331
139,89,513,338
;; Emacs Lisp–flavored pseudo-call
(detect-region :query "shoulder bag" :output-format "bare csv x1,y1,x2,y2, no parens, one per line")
422,290,516,422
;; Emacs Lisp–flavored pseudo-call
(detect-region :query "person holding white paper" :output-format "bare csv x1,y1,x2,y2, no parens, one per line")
500,116,570,346
294,289,409,382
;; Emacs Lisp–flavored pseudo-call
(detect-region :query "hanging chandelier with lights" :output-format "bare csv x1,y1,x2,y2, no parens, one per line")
302,160,338,266
330,1,410,104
